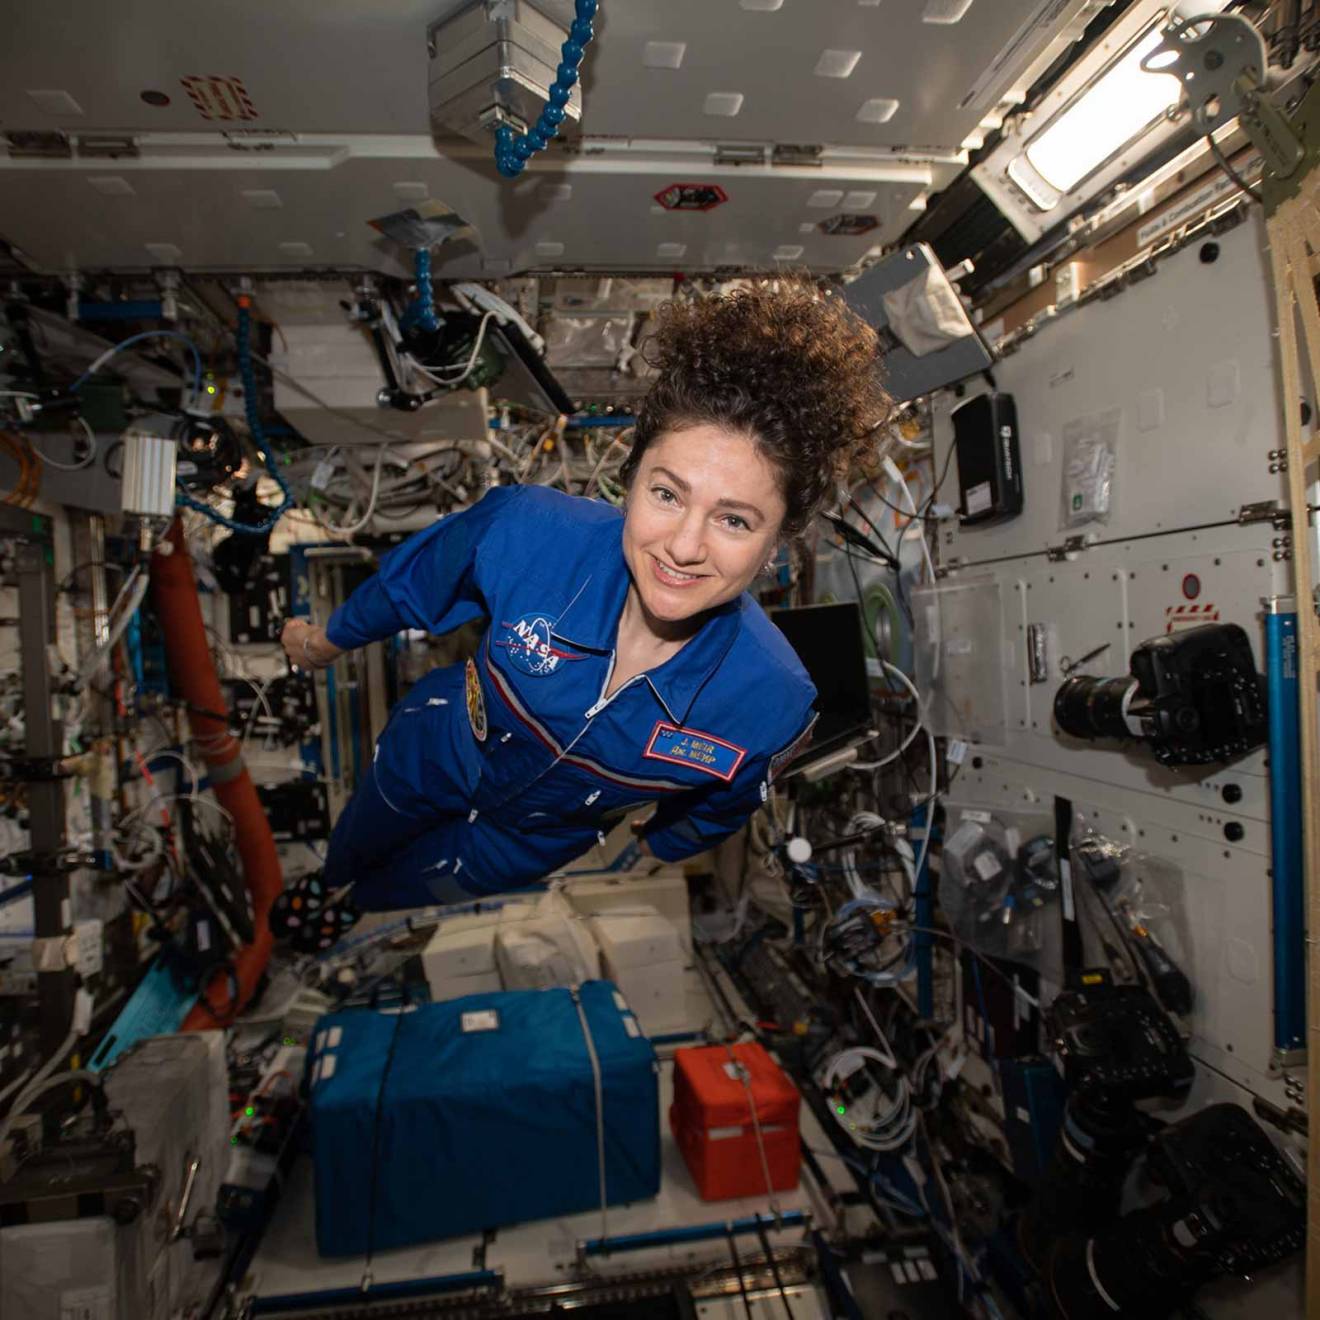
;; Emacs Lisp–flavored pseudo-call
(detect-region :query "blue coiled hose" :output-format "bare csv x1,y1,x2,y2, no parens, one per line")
175,301,293,534
495,0,597,179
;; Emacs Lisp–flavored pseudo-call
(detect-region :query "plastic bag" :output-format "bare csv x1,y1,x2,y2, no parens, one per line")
939,807,1059,968
1059,408,1120,529
1072,828,1192,1016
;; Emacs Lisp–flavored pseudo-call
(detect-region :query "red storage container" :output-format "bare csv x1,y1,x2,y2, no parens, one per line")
670,1043,800,1200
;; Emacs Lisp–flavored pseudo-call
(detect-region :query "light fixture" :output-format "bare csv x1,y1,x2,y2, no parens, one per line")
1009,28,1179,207
973,0,1234,240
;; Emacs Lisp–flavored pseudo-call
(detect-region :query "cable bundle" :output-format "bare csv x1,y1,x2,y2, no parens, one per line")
822,890,913,986
820,1043,917,1152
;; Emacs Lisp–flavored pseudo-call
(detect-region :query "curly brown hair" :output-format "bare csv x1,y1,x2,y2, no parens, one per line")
622,278,891,539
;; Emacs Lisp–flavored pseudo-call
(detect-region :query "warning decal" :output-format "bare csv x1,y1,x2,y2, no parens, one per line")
180,75,258,122
1165,603,1220,633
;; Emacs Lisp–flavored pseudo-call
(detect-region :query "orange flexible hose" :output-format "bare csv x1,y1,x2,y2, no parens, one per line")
149,517,281,1027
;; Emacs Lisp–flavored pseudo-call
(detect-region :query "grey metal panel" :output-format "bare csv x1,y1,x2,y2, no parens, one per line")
937,212,1288,566
924,204,1295,1112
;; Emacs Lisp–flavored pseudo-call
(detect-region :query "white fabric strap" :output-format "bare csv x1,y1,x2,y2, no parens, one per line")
572,987,609,1245
725,1043,781,1222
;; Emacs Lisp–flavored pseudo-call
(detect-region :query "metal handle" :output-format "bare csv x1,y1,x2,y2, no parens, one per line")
170,1156,201,1243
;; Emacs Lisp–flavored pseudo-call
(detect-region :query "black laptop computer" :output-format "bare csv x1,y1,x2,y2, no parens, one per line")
769,601,874,775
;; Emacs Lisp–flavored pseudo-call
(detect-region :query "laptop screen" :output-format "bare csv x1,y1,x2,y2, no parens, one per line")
770,602,872,756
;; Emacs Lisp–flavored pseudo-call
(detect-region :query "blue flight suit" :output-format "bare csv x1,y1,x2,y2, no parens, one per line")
322,484,817,909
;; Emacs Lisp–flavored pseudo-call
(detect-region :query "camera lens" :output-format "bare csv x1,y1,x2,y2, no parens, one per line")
1053,675,1137,741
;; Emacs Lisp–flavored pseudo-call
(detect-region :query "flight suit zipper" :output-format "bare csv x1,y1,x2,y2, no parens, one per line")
483,644,644,817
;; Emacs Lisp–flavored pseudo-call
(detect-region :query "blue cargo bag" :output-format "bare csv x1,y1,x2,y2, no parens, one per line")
307,981,660,1256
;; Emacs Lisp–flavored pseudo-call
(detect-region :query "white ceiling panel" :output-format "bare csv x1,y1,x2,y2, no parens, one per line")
0,149,927,275
0,0,1095,274
3,1,1062,147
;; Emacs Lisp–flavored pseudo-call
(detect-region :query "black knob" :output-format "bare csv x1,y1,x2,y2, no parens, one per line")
1221,783,1243,805
1224,822,1245,843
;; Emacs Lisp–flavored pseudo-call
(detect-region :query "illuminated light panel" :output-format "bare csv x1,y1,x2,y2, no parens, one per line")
1022,29,1177,193
1017,5,1230,199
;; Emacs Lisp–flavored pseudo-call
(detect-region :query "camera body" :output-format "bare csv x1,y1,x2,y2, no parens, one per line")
1020,976,1192,1270
1049,1104,1304,1319
1054,623,1267,765
1050,978,1193,1105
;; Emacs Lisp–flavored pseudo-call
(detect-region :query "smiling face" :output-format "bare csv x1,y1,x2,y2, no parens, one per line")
621,423,788,629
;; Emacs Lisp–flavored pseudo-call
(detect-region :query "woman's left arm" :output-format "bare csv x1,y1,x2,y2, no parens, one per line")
639,712,816,862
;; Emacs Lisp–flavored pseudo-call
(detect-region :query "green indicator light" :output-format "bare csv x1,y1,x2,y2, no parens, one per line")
836,1105,846,1115
245,1106,255,1117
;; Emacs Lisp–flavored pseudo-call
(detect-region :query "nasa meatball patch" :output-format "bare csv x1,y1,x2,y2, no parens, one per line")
495,612,586,677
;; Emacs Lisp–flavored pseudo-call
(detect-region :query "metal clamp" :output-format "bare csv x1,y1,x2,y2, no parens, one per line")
1239,499,1289,528
1045,535,1089,563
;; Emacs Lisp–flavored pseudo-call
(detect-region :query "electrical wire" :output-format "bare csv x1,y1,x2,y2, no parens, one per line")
143,749,202,801
70,329,203,402
76,564,149,692
820,1042,917,1152
881,455,937,585
306,442,392,537
240,673,282,750
905,923,1041,1009
405,310,496,390
0,999,90,1145
1205,131,1263,205
26,418,97,471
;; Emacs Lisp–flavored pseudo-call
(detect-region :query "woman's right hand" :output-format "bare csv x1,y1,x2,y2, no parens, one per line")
281,619,341,671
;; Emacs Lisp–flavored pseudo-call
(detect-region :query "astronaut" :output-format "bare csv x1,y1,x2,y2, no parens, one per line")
274,280,889,949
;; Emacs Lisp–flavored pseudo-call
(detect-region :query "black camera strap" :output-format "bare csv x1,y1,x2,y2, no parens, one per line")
1055,794,1084,976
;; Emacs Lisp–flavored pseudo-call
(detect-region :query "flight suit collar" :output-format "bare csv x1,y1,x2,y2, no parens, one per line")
550,516,743,726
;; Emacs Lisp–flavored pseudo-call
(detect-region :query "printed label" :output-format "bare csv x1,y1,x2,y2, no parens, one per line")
461,1009,500,1033
643,721,746,782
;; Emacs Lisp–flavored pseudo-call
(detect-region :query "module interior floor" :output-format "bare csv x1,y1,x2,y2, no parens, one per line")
245,969,853,1304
